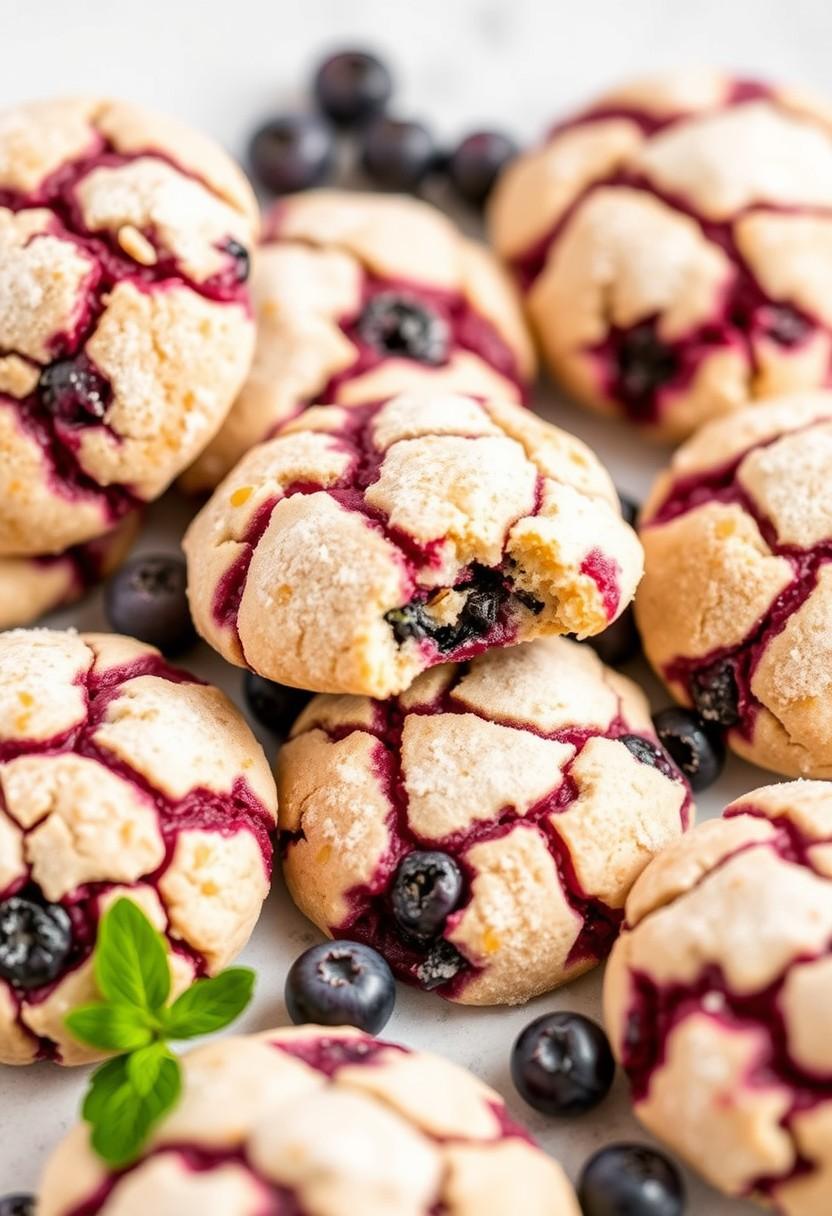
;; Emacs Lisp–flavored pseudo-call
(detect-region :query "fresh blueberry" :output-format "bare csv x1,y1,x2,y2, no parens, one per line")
39,358,110,427
361,116,436,191
249,114,335,195
617,492,639,528
0,1198,35,1216
578,1143,686,1216
511,1012,615,1117
243,671,311,737
447,130,518,206
105,554,195,656
391,851,463,942
314,50,393,126
0,897,72,990
620,735,677,781
415,937,467,990
689,659,740,727
358,293,449,365
285,941,395,1034
616,324,678,417
588,608,641,667
653,707,725,792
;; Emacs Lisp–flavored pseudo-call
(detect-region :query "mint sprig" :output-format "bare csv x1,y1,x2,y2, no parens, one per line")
66,898,254,1168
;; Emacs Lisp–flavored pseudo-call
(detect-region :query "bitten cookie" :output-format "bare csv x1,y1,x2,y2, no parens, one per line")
0,513,139,630
0,96,258,555
184,389,643,697
490,71,832,441
0,629,277,1065
636,391,832,778
181,189,535,493
278,638,691,1005
605,781,832,1214
39,1023,580,1215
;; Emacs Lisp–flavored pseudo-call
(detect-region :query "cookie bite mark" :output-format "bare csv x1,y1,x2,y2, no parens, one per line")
186,391,643,697
278,638,690,1006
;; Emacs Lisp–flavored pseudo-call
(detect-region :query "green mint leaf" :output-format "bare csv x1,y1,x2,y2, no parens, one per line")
161,967,256,1039
86,1051,182,1168
65,1002,155,1052
127,1041,172,1097
94,898,170,1012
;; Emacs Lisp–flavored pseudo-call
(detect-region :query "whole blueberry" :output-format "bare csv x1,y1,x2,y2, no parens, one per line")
314,50,393,126
616,324,679,418
653,707,725,792
578,1144,686,1216
39,358,110,427
0,897,72,990
285,941,395,1034
391,851,463,941
511,1012,615,1117
249,114,335,195
243,671,310,737
358,293,449,365
588,607,641,667
689,659,740,727
448,130,518,206
105,554,195,655
361,116,436,191
0,1198,35,1216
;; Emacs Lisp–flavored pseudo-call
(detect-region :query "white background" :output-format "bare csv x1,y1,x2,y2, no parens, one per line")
0,0,820,1209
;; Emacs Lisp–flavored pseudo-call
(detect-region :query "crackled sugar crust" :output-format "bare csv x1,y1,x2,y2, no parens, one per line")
0,512,139,630
278,638,690,1005
489,71,832,441
636,391,832,778
0,97,258,556
605,782,832,1215
0,629,277,1066
181,190,536,493
184,389,643,698
40,1024,581,1215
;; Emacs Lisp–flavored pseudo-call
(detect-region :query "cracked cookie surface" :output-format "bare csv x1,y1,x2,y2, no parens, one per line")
0,628,276,1065
605,781,832,1214
39,1023,580,1215
490,71,832,441
184,389,643,697
636,390,832,777
0,97,258,555
181,189,535,493
278,638,690,1005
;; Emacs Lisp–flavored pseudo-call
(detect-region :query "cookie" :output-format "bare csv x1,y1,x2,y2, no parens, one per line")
181,189,536,492
39,1023,580,1215
0,629,277,1065
0,513,139,630
605,781,832,1213
489,71,832,441
278,638,691,1005
184,389,644,697
0,97,258,556
636,391,832,778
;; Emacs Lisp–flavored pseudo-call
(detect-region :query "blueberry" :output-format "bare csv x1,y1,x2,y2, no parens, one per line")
0,1198,35,1216
617,492,639,528
243,671,310,737
0,897,72,990
653,707,725,792
448,130,518,206
391,851,463,941
314,50,393,126
616,324,678,417
39,358,110,426
767,304,810,347
578,1143,686,1216
620,735,677,781
588,608,641,667
511,1012,615,1116
386,569,507,653
105,553,196,656
361,116,436,191
248,114,335,195
358,293,449,365
224,238,251,283
415,937,467,990
689,659,740,727
285,941,395,1034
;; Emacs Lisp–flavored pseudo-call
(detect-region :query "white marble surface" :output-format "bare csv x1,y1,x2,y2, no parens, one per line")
0,0,816,1207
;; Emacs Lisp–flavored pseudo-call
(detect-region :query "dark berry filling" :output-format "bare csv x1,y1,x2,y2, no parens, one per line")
611,321,680,421
357,292,450,365
39,357,111,427
385,566,511,653
0,895,73,990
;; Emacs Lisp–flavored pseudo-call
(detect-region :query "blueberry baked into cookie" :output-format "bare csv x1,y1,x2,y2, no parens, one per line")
0,97,258,555
39,1024,580,1214
184,388,643,697
636,391,832,778
181,189,535,492
605,781,832,1214
278,638,691,1004
0,629,277,1065
490,71,832,441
